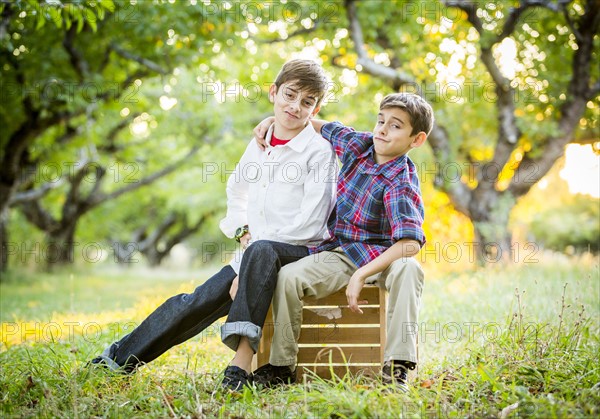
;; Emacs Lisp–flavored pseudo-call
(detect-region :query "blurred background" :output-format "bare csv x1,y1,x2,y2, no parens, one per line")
1,0,598,275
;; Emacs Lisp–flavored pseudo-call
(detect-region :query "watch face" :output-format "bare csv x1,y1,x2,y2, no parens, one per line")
235,227,243,236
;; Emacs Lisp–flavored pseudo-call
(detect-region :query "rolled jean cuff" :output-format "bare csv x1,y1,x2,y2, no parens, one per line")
99,346,122,371
221,321,262,353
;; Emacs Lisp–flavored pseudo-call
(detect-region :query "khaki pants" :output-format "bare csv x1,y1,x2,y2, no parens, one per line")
269,248,424,367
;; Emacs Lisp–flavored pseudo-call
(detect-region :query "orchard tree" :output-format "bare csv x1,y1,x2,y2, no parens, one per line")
0,0,253,270
274,0,598,262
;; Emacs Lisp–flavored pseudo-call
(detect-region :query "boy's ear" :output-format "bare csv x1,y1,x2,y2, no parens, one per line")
310,105,321,118
268,84,277,102
411,132,427,149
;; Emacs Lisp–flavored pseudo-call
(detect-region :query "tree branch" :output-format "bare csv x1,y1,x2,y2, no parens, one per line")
17,199,60,233
497,1,568,41
91,146,201,206
508,0,599,198
427,124,472,216
261,20,321,43
447,1,566,43
9,179,66,206
590,80,600,99
570,135,600,146
445,1,483,33
163,211,217,251
97,113,141,153
345,0,416,90
63,25,90,81
110,43,170,75
137,212,178,252
561,2,584,41
62,161,92,220
84,165,107,209
0,1,14,43
445,1,520,188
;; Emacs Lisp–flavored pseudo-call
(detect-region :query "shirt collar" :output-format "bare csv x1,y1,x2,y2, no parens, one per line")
266,123,315,153
357,145,409,180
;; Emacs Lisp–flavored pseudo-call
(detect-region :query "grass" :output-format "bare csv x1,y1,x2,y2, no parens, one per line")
1,254,599,418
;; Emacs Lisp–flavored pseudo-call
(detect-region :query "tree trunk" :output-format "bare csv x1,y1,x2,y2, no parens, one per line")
472,218,513,265
112,241,140,265
468,191,514,265
144,247,167,267
0,184,15,222
0,209,8,273
45,222,78,269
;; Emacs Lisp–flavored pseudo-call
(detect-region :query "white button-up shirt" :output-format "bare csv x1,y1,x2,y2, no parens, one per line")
219,124,338,273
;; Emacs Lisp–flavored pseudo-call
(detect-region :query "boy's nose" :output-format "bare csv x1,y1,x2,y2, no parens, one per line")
288,99,300,112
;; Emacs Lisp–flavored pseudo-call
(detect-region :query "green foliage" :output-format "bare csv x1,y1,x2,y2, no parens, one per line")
2,0,283,268
2,0,598,270
530,193,600,252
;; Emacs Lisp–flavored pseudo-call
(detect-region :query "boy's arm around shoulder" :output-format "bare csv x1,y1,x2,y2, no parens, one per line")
316,120,372,163
253,117,364,160
219,139,258,238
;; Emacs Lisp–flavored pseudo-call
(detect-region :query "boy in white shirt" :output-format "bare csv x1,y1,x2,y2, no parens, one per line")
90,60,337,391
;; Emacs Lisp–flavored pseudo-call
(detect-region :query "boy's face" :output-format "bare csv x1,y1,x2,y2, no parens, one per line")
372,107,426,164
270,82,320,137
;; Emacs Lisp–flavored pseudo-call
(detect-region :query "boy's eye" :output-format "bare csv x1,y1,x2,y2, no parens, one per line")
303,100,314,107
377,120,384,125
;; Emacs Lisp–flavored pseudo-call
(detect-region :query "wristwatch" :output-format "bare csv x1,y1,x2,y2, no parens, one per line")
234,225,249,242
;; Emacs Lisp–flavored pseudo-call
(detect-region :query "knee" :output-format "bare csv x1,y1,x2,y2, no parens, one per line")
387,258,424,285
276,264,302,296
244,240,275,258
241,240,276,265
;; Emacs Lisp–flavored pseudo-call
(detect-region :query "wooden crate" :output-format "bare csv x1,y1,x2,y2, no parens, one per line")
252,285,386,380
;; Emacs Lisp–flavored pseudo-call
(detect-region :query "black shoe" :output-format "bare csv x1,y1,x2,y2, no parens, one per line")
382,360,414,392
221,366,251,391
252,363,296,387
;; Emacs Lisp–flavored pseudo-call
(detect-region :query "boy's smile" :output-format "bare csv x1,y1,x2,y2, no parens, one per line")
270,82,320,139
372,108,426,165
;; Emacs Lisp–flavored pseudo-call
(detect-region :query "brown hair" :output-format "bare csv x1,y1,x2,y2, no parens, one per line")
379,93,435,136
274,59,329,106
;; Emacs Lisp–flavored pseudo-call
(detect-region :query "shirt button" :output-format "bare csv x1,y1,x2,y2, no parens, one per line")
260,211,264,216
262,183,267,188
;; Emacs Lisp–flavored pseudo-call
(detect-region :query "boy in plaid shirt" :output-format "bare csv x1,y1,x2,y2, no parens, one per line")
252,93,433,391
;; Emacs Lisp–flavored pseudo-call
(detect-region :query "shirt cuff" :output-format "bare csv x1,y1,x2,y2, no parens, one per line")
219,216,246,239
321,121,343,140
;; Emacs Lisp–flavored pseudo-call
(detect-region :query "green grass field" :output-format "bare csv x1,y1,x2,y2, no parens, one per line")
1,255,599,418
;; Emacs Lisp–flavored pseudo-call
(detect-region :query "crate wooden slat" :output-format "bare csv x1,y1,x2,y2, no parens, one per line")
296,345,381,364
304,286,381,306
302,307,381,325
298,326,380,344
251,285,387,381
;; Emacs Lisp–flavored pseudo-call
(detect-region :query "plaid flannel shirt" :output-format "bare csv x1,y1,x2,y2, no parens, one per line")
310,121,426,268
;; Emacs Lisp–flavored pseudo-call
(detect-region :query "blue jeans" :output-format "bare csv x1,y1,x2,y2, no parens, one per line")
99,240,309,372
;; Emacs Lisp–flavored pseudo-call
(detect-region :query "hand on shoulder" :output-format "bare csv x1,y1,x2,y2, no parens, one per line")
253,117,275,150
